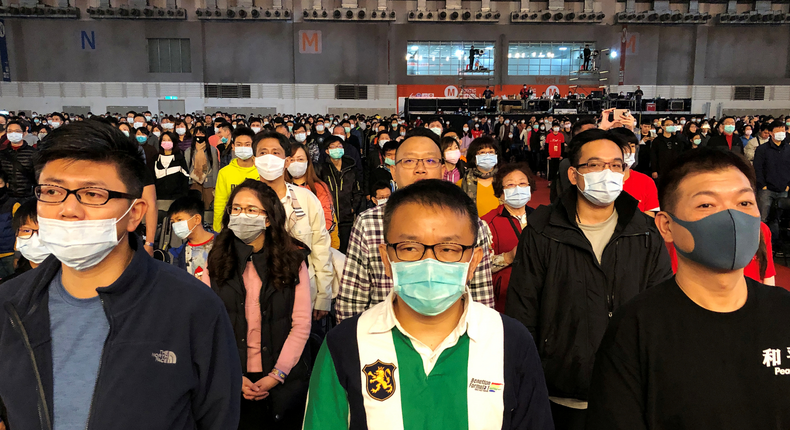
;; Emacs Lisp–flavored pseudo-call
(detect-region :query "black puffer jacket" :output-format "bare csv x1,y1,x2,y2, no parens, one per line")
320,156,364,224
210,239,312,422
505,187,672,400
0,143,36,198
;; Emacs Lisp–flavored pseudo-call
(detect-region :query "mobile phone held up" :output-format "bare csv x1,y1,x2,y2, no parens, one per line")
608,109,631,123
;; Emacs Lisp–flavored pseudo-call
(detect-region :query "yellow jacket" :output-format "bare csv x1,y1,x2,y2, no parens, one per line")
213,159,260,232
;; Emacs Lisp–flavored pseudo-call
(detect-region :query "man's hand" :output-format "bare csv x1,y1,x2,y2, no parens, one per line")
619,112,635,131
599,108,616,130
504,246,518,266
313,310,329,321
652,172,658,179
242,376,261,400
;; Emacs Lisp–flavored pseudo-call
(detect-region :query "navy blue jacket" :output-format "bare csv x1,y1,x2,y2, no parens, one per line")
0,235,241,430
754,140,790,193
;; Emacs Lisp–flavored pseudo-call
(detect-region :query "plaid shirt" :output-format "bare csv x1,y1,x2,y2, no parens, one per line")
335,205,495,322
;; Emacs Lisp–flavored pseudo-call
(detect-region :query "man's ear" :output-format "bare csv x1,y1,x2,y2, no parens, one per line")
378,243,393,279
568,166,579,186
466,247,485,282
655,211,674,243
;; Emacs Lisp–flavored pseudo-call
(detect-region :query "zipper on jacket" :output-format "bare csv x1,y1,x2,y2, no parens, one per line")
84,296,113,430
605,231,649,318
5,302,53,430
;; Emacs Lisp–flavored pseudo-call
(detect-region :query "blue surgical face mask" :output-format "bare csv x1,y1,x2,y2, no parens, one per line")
476,153,498,171
503,186,531,208
724,124,736,134
385,157,396,166
136,135,147,144
670,209,760,270
220,137,228,144
328,147,345,159
392,259,470,316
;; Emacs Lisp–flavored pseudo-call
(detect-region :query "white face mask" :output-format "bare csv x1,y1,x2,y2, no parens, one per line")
775,132,787,142
37,200,137,271
228,214,267,244
624,152,636,168
430,127,442,136
287,161,308,178
376,197,388,206
255,154,286,181
234,146,254,160
251,126,261,134
176,127,186,136
295,132,307,143
333,134,345,141
51,122,61,129
162,123,174,130
145,116,152,122
6,132,23,143
133,122,144,129
16,233,51,264
316,124,324,132
553,127,559,132
172,215,196,240
153,131,161,138
121,130,130,137
577,169,624,206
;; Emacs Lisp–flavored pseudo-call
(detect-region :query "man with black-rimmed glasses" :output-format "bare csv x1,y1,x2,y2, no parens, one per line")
506,129,672,430
0,120,241,430
336,128,495,323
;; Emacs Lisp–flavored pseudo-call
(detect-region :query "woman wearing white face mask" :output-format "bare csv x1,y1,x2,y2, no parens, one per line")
1,200,46,284
174,119,193,152
203,180,312,430
153,132,190,213
458,136,501,217
482,162,535,312
286,143,339,250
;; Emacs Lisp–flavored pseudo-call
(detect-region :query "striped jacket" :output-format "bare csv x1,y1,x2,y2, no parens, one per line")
304,293,553,430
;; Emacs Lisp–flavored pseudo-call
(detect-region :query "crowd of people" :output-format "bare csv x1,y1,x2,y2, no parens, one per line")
0,105,787,430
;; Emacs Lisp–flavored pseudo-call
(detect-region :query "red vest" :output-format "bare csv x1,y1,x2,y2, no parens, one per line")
481,205,532,313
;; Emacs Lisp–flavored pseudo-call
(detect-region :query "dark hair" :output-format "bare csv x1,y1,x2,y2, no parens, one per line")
371,180,391,196
322,135,344,151
135,126,150,137
252,130,292,157
382,140,400,154
384,179,479,244
567,128,626,167
158,131,181,156
12,199,37,234
400,127,441,153
440,135,461,153
571,117,597,137
466,136,500,169
608,127,639,146
34,120,146,197
492,162,536,198
6,119,25,132
286,142,329,196
167,192,204,219
658,148,757,214
207,179,306,290
769,122,786,132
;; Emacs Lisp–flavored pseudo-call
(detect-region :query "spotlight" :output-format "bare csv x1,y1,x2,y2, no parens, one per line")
542,11,551,20
553,12,563,20
333,9,340,18
226,8,235,17
462,11,470,20
251,9,260,17
749,13,759,22
426,12,432,18
265,9,271,16
345,9,353,18
450,11,458,19
494,12,500,18
275,10,282,17
357,10,364,18
659,12,670,21
671,12,682,21
596,13,605,19
738,13,748,21
409,11,414,18
416,11,422,18
617,12,626,20
303,10,308,17
636,13,645,20
626,12,636,20
284,10,289,17
238,8,247,17
530,13,537,19
321,10,327,16
578,12,586,19
390,11,395,17
762,13,772,22
775,13,785,22
719,13,729,22
439,11,446,19
144,8,154,16
371,11,376,17
119,7,129,16
485,12,491,18
214,9,221,16
565,12,574,20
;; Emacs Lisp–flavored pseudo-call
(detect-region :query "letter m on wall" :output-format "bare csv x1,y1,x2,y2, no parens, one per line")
299,30,321,54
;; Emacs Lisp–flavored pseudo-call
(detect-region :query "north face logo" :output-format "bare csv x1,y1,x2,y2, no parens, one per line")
152,350,177,364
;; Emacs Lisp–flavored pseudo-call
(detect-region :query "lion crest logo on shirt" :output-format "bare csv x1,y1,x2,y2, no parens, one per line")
363,360,397,401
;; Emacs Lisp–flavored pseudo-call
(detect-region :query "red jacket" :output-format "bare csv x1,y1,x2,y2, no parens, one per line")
482,204,534,312
546,132,565,158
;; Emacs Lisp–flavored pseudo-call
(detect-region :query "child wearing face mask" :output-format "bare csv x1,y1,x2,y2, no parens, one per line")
167,193,217,281
2,199,43,285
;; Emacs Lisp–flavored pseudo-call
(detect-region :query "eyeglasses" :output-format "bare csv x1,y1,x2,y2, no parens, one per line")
386,241,475,263
17,228,38,240
35,184,139,206
227,205,266,217
575,161,625,173
394,158,443,169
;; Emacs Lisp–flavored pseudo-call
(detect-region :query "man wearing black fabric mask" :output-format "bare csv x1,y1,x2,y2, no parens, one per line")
587,148,790,430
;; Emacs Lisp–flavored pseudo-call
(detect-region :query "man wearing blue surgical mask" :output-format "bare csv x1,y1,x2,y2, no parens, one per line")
507,129,672,430
587,148,790,429
707,116,745,155
0,120,241,430
304,179,553,429
650,118,684,180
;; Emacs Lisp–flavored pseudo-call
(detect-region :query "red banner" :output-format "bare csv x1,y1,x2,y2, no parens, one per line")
397,84,600,99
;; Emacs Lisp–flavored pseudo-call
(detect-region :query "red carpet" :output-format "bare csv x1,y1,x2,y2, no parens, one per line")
530,178,790,290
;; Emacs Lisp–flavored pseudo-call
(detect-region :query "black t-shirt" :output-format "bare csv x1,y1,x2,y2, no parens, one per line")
587,277,790,430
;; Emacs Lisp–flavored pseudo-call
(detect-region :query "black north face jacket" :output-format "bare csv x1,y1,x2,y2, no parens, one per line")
505,188,672,400
0,235,241,430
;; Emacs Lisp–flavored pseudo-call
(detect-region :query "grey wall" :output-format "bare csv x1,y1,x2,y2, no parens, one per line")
5,15,790,86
